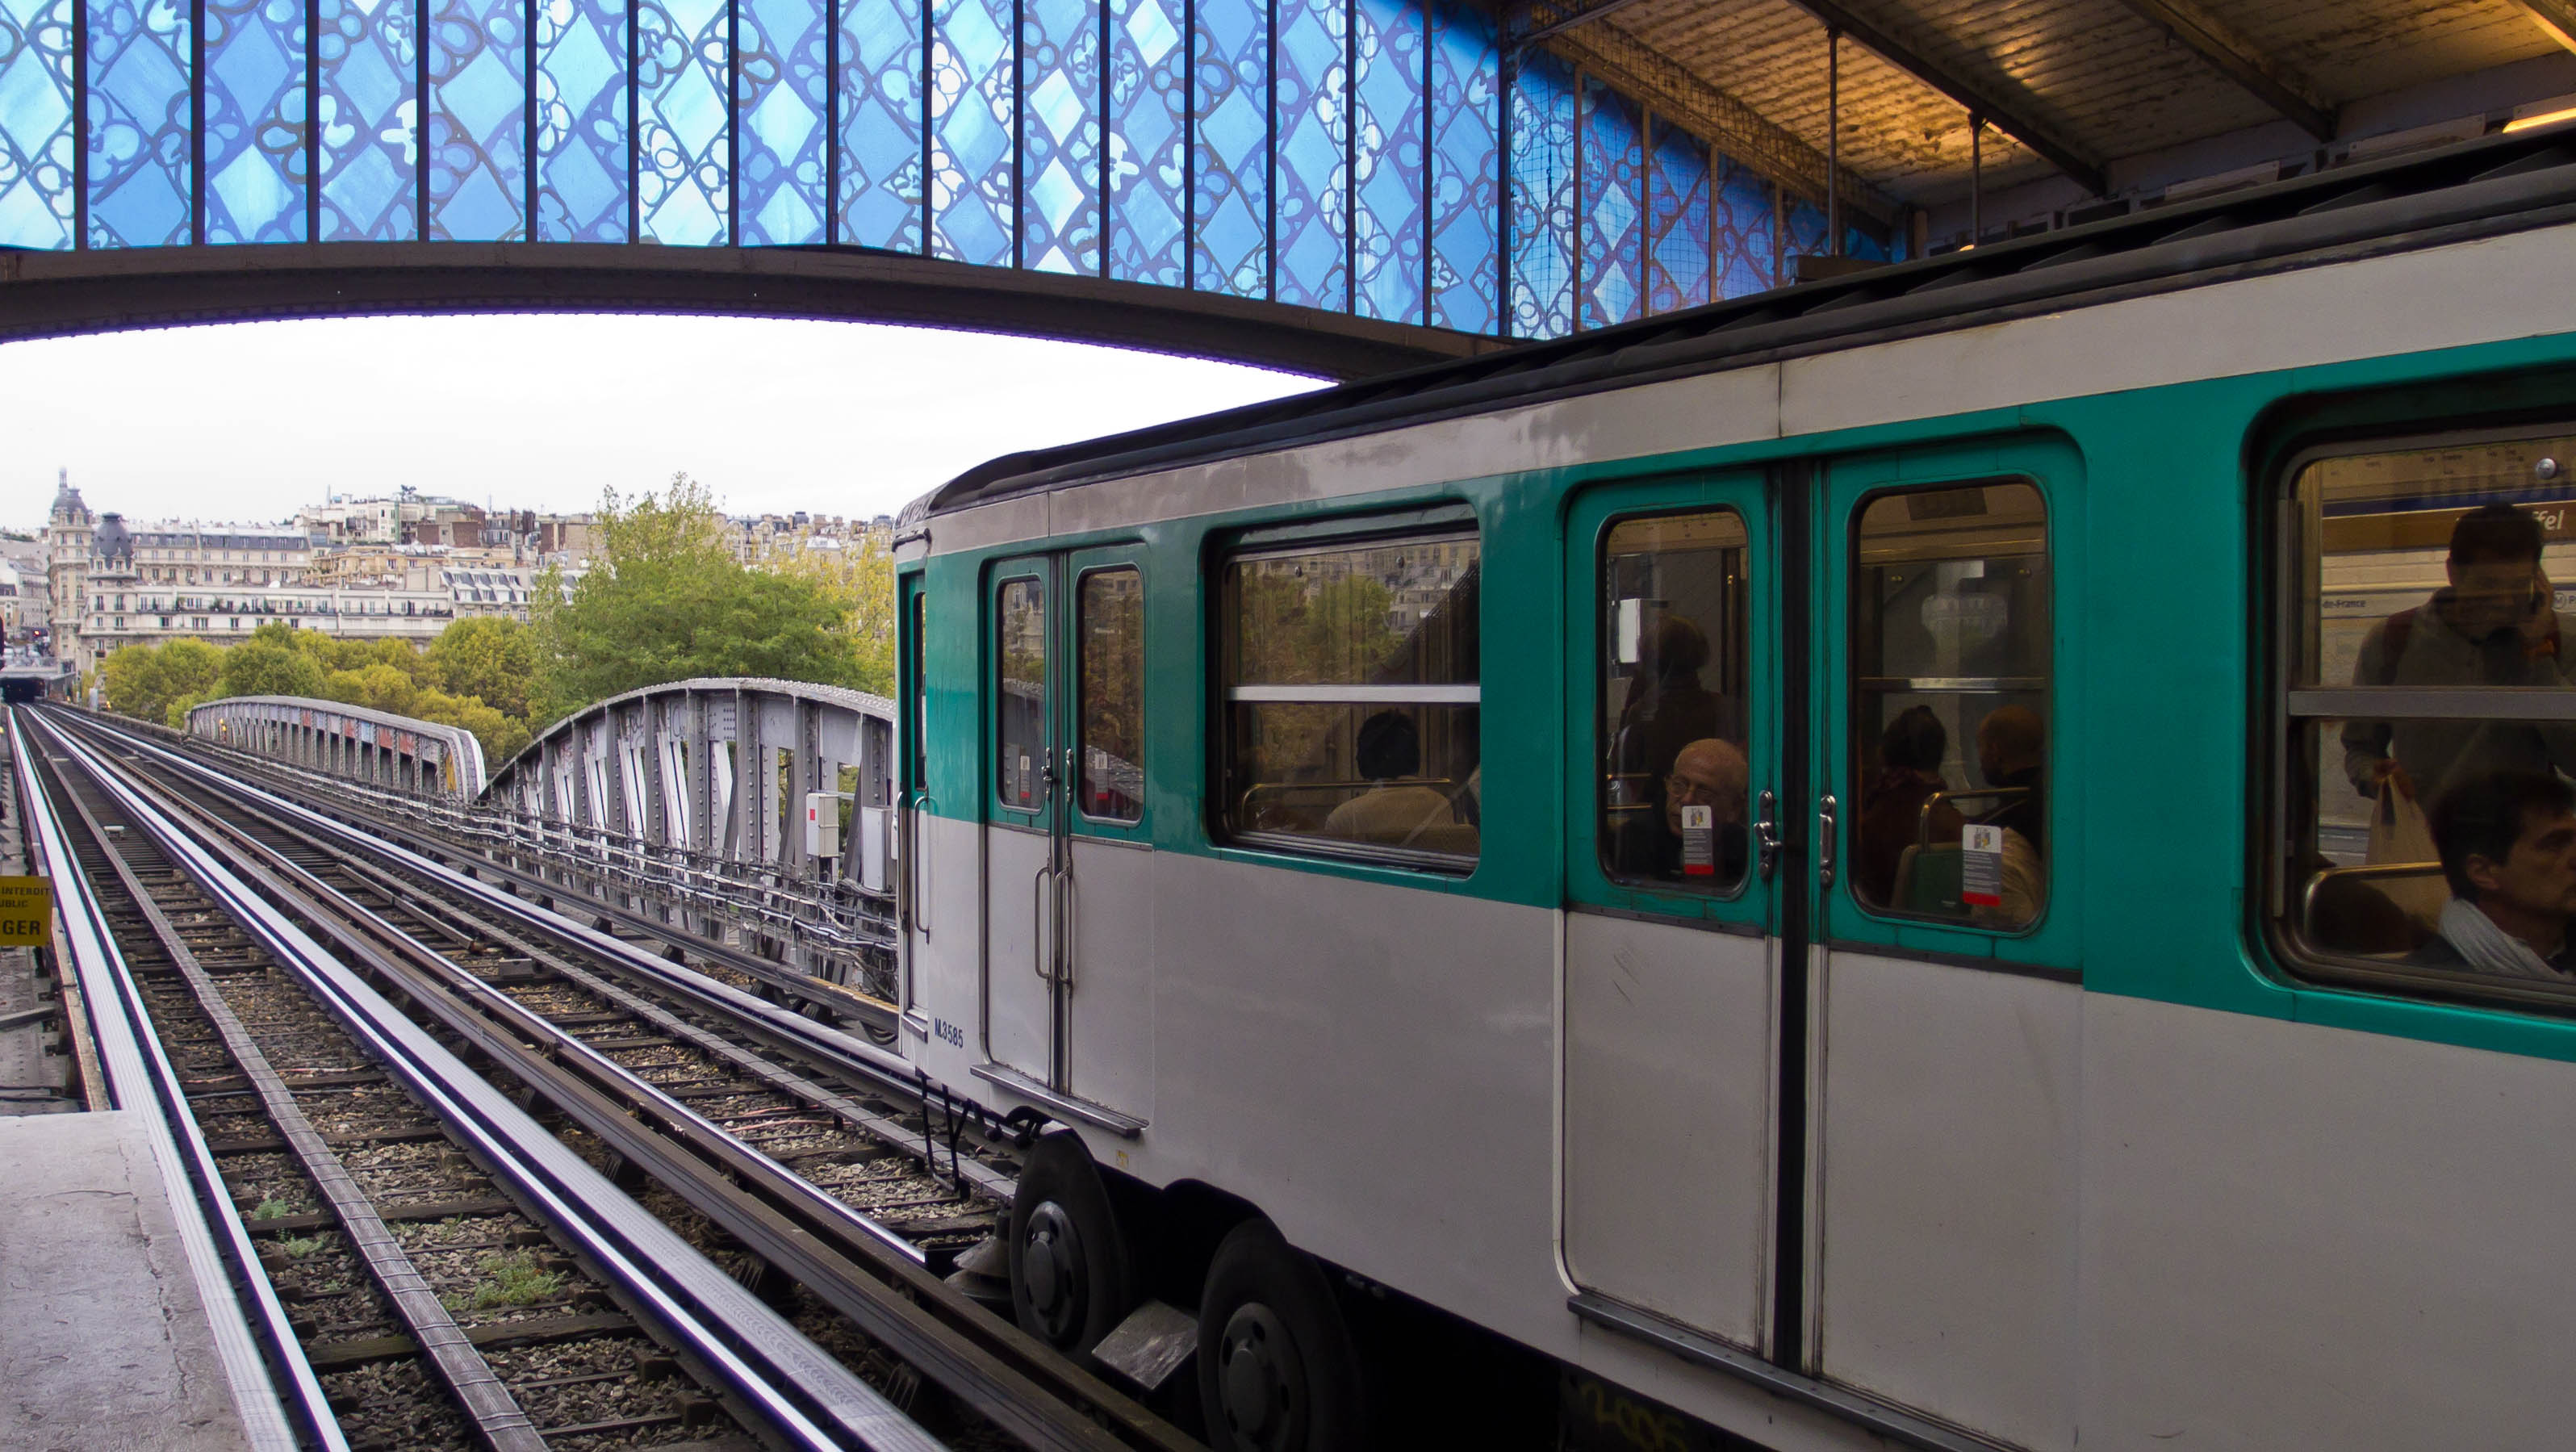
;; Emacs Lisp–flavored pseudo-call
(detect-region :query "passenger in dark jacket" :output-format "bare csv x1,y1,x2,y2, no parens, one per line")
1856,705,1962,906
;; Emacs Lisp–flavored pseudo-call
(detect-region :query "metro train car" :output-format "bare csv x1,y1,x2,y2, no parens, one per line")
889,127,2576,1452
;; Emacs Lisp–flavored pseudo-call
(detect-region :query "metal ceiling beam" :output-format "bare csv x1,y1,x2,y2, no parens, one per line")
1780,0,2108,197
2508,0,2576,54
2113,0,2336,140
1522,5,1899,224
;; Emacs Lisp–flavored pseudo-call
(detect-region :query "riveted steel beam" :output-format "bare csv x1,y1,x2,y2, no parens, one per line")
1780,0,2108,197
2114,0,2336,140
1521,2,1897,225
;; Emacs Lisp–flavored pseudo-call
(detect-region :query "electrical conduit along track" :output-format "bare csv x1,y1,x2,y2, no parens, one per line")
47,707,1202,1452
19,708,945,1452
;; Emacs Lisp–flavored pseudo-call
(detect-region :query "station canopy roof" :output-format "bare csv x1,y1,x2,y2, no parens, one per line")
1540,0,2576,228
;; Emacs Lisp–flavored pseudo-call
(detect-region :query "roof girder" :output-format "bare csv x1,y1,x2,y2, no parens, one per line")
1516,0,1900,224
1779,0,2110,197
2112,0,2336,140
2508,0,2576,54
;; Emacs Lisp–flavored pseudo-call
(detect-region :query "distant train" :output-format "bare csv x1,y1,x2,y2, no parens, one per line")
888,128,2576,1452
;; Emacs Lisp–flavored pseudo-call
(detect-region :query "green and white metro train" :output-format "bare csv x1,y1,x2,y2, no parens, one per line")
889,127,2576,1452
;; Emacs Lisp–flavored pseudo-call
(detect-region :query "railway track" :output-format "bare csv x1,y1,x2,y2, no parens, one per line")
27,706,1201,1452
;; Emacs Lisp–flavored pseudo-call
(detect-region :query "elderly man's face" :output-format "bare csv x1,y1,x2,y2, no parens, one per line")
1665,750,1746,835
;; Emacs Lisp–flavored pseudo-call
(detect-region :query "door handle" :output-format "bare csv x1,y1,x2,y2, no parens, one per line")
1754,789,1781,882
1817,794,1839,891
1031,864,1056,981
1060,870,1078,991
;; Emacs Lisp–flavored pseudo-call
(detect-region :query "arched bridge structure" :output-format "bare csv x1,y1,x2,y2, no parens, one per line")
475,676,901,1012
186,692,489,796
0,0,1917,374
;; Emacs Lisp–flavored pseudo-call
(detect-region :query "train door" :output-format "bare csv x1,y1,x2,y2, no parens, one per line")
979,550,1152,1129
1799,440,2084,1450
897,571,928,1016
1561,471,1787,1355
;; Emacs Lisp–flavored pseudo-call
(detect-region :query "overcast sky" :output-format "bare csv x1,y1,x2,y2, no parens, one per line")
2,315,1324,534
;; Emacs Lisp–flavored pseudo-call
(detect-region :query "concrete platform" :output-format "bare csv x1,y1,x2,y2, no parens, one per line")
0,1111,260,1450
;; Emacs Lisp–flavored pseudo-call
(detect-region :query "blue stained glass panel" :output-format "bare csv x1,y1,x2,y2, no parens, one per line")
204,0,308,241
1105,0,1180,285
1712,153,1771,299
1644,121,1707,315
1187,0,1262,296
929,0,1011,265
638,0,726,243
1019,0,1098,274
86,0,193,246
1426,0,1494,335
1577,75,1638,330
317,0,419,240
836,0,920,249
536,0,625,240
1505,50,1572,339
739,0,823,243
1845,223,1891,263
1272,0,1344,311
1349,0,1419,323
1784,192,1825,266
427,0,524,239
0,0,75,247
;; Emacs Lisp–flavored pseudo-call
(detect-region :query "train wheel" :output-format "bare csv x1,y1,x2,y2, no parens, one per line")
1008,1132,1135,1354
1196,1219,1366,1452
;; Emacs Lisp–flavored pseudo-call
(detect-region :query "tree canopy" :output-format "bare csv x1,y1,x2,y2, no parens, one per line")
531,474,863,720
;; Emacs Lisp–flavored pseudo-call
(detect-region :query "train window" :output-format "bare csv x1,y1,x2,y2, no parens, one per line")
997,575,1046,812
1597,510,1750,892
1219,529,1481,864
1078,567,1144,822
2273,430,2576,996
1849,481,2051,928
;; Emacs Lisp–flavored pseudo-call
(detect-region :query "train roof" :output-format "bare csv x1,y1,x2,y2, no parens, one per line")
916,125,2576,524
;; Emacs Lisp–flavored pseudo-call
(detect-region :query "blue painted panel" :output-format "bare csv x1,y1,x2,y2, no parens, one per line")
1644,119,1707,314
427,0,525,239
0,0,73,247
317,0,420,240
1426,0,1493,335
1504,48,1572,339
204,0,308,241
1846,222,1890,262
1186,0,1262,296
739,0,825,242
535,0,624,240
1577,74,1637,329
86,0,193,246
1272,0,1344,311
835,0,921,249
1019,0,1098,273
1349,0,1418,322
1105,0,1181,285
638,0,727,242
1712,153,1771,298
928,0,1010,264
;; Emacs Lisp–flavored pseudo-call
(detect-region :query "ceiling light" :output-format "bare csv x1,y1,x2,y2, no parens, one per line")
2505,96,2576,133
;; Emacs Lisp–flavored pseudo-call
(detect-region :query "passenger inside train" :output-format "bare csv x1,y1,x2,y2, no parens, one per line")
1855,705,1963,904
2413,769,2576,977
1324,710,1470,848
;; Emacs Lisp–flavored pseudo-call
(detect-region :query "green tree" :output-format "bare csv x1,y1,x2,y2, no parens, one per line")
100,638,224,726
770,534,897,696
220,636,328,699
426,616,536,719
531,474,859,720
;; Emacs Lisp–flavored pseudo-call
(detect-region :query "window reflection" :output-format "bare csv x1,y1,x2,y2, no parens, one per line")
1598,510,1750,891
1078,568,1144,822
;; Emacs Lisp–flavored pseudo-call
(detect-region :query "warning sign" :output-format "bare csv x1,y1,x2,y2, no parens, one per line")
0,877,53,948
1959,825,2005,908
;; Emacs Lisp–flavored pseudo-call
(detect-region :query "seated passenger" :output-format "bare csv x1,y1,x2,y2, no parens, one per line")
1611,616,1738,847
2411,768,2576,979
1324,710,1462,848
1976,705,2046,852
1610,738,1748,883
1856,705,1964,904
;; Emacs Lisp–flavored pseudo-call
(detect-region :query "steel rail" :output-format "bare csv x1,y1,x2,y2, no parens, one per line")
108,712,1015,1201
4,707,324,1452
41,767,546,1452
63,707,1196,1452
35,713,943,1452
